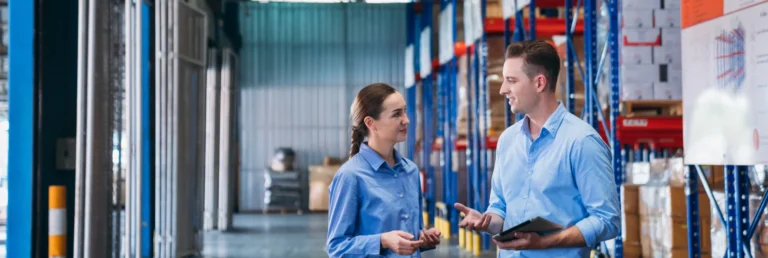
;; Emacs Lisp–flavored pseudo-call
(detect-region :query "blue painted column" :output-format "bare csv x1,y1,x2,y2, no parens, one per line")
421,0,436,227
448,0,459,236
8,0,36,256
479,0,490,249
528,0,536,40
406,3,417,161
584,0,598,130
608,0,624,256
685,165,702,258
513,2,525,123
564,0,576,113
726,165,739,257
141,2,154,256
734,165,750,258
504,17,511,127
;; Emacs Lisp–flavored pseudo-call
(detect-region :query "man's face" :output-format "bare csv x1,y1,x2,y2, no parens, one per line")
500,57,540,114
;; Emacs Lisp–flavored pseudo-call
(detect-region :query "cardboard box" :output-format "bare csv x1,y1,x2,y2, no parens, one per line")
623,0,660,9
654,45,682,65
622,82,654,101
661,27,682,47
623,244,642,257
623,214,641,246
623,9,655,29
309,180,331,211
638,186,710,219
654,82,682,100
655,9,681,28
641,221,653,257
309,165,341,182
662,63,683,85
622,185,640,214
621,46,654,65
323,157,343,166
623,28,662,46
622,64,659,83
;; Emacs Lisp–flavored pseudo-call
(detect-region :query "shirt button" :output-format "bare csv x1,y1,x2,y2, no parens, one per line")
394,173,398,177
404,214,409,219
400,193,404,198
523,195,528,199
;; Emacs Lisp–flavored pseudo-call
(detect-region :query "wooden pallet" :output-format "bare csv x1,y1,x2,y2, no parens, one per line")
622,100,682,117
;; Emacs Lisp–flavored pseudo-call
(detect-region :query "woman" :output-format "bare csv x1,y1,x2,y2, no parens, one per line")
326,83,441,257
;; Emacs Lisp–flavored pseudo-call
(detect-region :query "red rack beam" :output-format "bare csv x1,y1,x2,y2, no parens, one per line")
609,116,684,149
536,0,577,8
485,17,584,37
432,136,498,151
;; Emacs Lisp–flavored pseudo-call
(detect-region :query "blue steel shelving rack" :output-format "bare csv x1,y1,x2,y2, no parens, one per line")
437,0,460,238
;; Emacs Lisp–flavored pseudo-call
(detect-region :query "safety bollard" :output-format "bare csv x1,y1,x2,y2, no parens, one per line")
472,231,481,256
49,186,66,258
458,213,465,248
464,229,472,252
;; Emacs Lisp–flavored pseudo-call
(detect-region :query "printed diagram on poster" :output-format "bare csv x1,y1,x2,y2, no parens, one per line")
683,2,768,165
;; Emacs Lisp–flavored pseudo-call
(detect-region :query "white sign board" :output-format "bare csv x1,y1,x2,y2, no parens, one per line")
405,44,415,88
502,0,530,19
439,3,455,65
420,27,432,76
683,2,768,165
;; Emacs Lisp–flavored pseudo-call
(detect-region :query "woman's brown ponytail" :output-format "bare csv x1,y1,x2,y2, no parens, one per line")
349,83,398,157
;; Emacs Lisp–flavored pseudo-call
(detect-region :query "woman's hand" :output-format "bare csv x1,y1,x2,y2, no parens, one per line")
381,230,421,255
418,228,441,248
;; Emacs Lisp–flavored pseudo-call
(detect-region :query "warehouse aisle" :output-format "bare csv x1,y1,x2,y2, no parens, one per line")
203,214,497,258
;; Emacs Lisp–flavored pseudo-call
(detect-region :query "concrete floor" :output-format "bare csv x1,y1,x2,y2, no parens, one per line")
202,214,498,258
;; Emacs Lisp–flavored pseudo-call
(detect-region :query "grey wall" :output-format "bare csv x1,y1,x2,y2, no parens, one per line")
238,3,407,211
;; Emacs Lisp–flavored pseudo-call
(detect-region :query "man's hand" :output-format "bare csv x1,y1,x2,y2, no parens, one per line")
381,231,421,255
455,203,493,232
418,228,441,248
492,232,549,251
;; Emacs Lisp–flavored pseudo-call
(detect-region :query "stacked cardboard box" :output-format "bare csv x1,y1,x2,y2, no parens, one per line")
639,185,712,257
621,185,643,257
307,157,344,211
620,0,682,101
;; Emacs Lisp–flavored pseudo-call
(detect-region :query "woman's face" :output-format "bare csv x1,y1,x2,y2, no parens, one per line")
367,92,410,144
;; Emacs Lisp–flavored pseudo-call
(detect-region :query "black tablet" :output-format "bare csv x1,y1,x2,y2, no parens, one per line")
491,216,564,242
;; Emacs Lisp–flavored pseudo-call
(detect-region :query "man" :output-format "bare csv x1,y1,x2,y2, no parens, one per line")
454,40,620,257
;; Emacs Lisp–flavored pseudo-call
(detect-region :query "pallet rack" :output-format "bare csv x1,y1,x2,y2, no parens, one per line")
404,0,670,256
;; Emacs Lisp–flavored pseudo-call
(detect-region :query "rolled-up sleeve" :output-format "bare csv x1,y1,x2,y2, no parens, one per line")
326,171,382,257
485,141,507,218
572,134,621,248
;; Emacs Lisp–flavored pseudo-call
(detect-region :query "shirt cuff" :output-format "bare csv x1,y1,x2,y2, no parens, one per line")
575,216,599,248
360,233,383,256
485,207,506,219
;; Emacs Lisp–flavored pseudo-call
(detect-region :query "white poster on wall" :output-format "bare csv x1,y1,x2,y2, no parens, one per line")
420,27,432,76
682,2,768,165
405,44,415,88
502,0,531,19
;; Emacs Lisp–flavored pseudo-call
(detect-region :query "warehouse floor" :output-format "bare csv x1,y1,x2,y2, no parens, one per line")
203,214,498,258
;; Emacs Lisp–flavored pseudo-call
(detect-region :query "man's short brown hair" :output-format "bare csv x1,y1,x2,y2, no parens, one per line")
505,40,561,92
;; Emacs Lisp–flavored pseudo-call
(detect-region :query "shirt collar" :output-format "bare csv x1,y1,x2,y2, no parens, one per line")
359,142,408,172
520,101,567,139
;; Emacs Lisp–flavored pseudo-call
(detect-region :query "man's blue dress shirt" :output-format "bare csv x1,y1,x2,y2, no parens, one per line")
327,143,428,258
486,102,620,258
